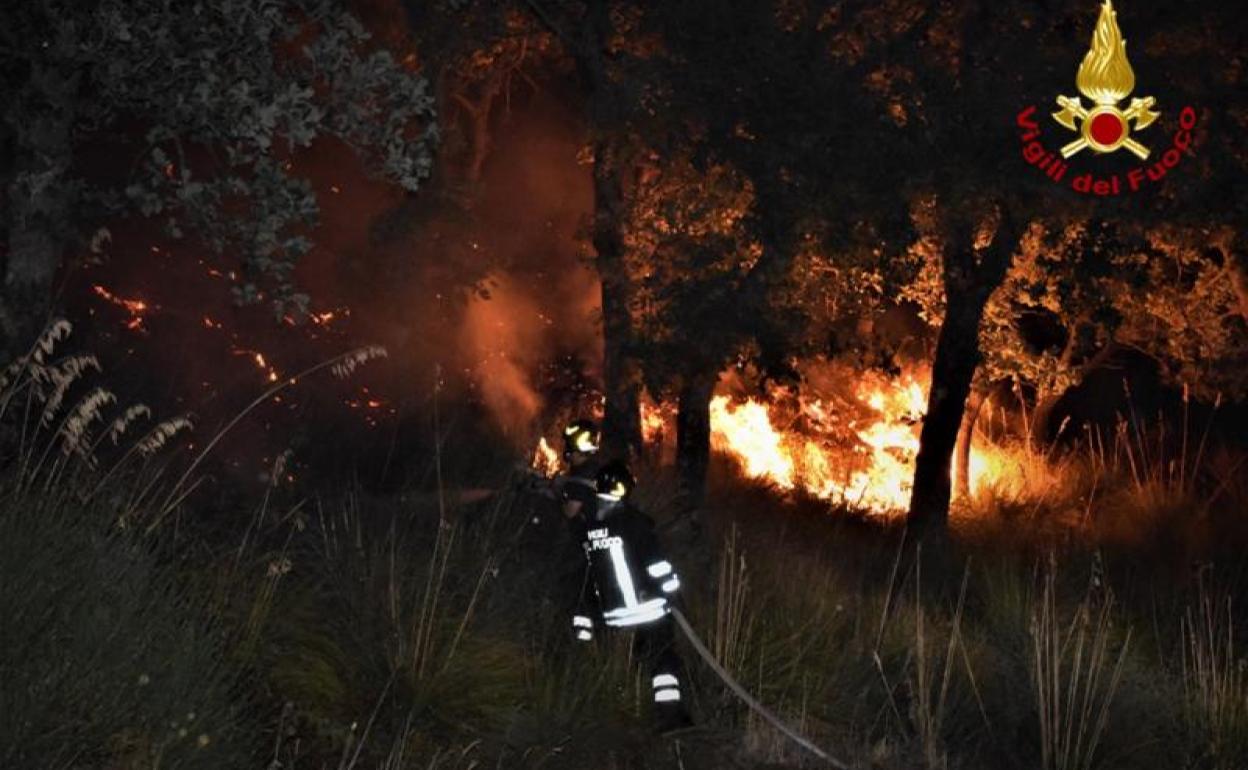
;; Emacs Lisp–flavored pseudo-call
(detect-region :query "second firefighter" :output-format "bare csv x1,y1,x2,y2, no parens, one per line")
570,460,695,734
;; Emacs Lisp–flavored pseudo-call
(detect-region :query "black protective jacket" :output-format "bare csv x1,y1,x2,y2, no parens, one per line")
558,457,600,523
575,496,681,630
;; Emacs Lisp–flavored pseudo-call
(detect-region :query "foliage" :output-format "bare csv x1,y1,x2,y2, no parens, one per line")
1,0,437,318
626,156,758,392
911,214,1248,413
1104,226,1248,401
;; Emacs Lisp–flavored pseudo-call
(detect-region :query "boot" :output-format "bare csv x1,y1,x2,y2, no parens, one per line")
655,701,696,737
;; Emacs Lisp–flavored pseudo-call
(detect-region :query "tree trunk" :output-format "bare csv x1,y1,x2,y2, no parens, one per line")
1030,341,1118,451
908,207,1019,543
593,140,642,459
676,371,716,511
1029,392,1061,450
953,386,987,501
522,0,642,457
455,73,504,186
582,0,641,459
909,295,990,539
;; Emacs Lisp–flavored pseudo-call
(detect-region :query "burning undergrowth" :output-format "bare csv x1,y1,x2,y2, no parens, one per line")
701,361,1026,516
535,358,1030,519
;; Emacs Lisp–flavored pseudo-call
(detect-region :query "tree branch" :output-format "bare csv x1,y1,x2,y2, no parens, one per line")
450,90,483,119
520,0,579,56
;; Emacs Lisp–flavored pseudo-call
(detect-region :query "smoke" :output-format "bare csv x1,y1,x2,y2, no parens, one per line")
65,36,603,480
443,84,600,442
293,67,601,445
459,276,545,437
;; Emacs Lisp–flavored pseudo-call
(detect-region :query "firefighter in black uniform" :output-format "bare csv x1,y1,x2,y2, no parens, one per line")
557,419,603,525
571,460,695,735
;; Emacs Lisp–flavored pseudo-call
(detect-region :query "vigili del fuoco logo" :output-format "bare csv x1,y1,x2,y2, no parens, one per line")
1016,0,1197,196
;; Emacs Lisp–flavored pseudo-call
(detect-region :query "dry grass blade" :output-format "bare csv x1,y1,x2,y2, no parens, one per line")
1030,557,1131,770
911,565,972,769
712,524,752,676
1181,578,1248,769
149,346,387,533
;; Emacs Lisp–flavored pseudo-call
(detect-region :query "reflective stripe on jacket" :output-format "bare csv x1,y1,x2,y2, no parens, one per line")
580,497,681,627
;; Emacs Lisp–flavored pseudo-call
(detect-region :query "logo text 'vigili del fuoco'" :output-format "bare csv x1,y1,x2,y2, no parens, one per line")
1016,0,1197,196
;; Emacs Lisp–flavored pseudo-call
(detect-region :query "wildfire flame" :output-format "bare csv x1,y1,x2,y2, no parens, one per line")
1076,0,1135,105
642,404,667,443
710,398,797,488
710,374,916,512
531,367,1022,517
708,369,1020,515
532,437,561,477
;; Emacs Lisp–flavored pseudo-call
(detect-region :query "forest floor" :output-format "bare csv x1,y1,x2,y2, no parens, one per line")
4,422,1248,770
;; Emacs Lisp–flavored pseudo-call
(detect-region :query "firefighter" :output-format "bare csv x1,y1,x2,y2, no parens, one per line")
571,460,695,735
558,418,602,523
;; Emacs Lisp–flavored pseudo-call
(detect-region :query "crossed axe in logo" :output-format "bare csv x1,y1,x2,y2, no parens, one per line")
1052,94,1160,160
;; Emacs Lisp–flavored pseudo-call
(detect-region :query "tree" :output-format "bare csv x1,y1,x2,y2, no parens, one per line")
657,0,1245,542
518,0,670,458
626,156,756,508
641,0,909,519
803,0,1246,540
963,218,1248,474
0,0,437,354
394,2,559,198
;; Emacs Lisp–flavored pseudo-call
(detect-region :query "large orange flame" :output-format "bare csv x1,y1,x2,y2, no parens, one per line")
708,367,1017,515
531,366,1023,517
710,398,798,489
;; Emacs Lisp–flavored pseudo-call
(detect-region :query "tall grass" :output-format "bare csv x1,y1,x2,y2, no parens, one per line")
7,322,1248,769
0,324,247,769
710,523,753,677
906,562,974,769
1031,559,1131,770
0,490,252,769
1181,577,1248,768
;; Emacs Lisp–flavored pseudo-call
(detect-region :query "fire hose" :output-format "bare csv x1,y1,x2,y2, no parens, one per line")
668,607,850,769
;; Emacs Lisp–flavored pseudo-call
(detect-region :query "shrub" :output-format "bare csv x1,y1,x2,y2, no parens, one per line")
0,491,251,769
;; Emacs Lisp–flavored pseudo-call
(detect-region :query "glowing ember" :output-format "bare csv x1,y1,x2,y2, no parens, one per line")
92,284,155,330
531,437,561,477
343,386,397,417
231,348,281,383
255,353,279,382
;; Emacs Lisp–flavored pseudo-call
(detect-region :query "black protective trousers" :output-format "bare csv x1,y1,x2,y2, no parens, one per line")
633,615,687,709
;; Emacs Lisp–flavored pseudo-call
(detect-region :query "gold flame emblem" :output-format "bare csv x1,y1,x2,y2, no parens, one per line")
1052,1,1159,159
